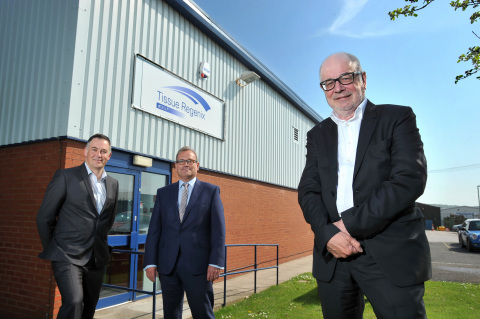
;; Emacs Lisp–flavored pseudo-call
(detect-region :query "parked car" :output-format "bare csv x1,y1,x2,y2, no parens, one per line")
111,211,133,234
451,224,462,232
111,211,151,234
458,219,480,252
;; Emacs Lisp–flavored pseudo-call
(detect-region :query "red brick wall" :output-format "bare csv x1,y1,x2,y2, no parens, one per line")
0,139,86,319
0,140,313,318
172,167,314,277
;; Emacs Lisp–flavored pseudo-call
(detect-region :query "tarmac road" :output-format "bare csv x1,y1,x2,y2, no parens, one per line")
426,230,480,284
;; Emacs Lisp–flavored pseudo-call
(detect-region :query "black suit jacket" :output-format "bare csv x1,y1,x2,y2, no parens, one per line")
298,100,431,287
37,164,119,268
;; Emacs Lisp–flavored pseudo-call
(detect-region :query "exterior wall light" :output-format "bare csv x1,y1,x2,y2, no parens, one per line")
133,155,153,167
236,71,260,87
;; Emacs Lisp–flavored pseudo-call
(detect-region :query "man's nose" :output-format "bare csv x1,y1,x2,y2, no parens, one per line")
333,80,345,92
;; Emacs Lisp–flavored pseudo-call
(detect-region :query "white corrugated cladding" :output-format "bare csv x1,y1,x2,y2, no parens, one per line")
0,0,322,189
0,0,77,144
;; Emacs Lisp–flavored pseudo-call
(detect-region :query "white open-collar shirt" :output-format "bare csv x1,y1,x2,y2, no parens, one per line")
329,98,367,216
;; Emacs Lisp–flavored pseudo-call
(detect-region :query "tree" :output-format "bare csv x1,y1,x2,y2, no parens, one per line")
389,0,480,83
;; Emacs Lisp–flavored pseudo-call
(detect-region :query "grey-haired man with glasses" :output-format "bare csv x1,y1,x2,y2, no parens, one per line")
144,146,226,318
298,52,431,318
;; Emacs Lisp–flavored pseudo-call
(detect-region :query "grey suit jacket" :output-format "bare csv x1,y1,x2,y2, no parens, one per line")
298,100,431,287
37,164,119,267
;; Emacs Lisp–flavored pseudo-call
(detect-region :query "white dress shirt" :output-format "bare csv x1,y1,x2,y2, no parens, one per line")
84,162,107,214
329,98,367,216
178,178,196,209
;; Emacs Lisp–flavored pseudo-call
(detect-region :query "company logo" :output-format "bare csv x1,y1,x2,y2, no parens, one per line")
156,86,211,120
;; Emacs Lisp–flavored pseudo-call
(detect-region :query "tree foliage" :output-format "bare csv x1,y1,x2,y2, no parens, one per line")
389,0,480,83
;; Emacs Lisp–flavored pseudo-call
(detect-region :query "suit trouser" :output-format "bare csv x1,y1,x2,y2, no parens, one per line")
159,251,215,319
316,243,426,319
52,256,105,319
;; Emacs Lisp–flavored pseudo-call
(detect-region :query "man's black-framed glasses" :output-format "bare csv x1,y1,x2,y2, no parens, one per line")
319,71,363,91
176,159,197,165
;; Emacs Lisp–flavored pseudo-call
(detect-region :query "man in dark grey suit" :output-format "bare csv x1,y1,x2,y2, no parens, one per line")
298,52,431,318
37,134,119,319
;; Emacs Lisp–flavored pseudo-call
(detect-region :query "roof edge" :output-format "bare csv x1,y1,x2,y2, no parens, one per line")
164,0,322,124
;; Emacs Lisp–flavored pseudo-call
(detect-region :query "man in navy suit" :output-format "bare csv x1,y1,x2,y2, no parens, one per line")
144,146,226,318
36,134,119,319
298,52,431,318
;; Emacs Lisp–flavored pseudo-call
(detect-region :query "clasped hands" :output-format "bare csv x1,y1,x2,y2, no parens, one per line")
145,265,222,283
326,220,363,259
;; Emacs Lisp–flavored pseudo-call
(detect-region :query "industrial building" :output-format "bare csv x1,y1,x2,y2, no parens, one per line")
0,0,321,317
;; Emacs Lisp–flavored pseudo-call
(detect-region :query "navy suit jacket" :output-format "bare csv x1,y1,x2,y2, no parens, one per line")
298,101,431,287
144,179,226,275
36,164,119,268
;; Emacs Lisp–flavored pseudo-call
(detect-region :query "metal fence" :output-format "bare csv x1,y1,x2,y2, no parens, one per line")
102,243,279,317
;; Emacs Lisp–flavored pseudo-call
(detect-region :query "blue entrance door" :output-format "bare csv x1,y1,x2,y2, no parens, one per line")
97,155,170,309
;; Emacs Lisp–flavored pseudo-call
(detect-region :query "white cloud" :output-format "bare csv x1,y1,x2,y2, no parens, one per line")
328,0,368,33
312,0,407,39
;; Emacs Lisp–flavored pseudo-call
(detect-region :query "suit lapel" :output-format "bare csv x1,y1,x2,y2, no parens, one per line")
168,182,181,223
181,180,201,223
101,175,116,214
80,164,98,213
353,101,377,180
324,119,339,187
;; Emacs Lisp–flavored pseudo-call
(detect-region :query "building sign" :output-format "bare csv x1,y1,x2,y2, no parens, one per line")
455,212,475,217
132,55,225,139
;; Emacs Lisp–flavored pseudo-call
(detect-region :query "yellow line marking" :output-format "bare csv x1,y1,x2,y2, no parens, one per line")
443,242,457,252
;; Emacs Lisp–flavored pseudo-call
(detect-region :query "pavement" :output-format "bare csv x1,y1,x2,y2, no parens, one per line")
94,254,313,319
426,229,480,283
94,231,463,319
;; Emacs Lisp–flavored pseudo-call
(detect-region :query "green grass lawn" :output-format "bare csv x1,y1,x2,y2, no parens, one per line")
214,273,479,318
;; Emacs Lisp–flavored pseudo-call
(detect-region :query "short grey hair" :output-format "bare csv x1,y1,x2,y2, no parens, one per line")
176,146,198,161
86,133,112,154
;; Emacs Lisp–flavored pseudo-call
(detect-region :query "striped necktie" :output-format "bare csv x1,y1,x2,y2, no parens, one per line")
179,183,189,222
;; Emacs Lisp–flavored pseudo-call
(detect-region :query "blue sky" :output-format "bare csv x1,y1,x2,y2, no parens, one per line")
193,0,480,207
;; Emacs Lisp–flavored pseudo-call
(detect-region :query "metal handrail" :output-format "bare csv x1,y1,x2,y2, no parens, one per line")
102,243,279,316
221,244,279,307
102,249,160,319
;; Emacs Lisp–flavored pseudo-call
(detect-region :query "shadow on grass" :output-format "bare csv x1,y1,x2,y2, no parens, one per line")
293,287,372,305
293,287,319,304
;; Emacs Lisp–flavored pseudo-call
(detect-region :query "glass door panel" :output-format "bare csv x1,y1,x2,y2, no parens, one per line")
136,244,161,296
109,173,135,236
139,172,168,236
99,171,136,305
100,245,131,299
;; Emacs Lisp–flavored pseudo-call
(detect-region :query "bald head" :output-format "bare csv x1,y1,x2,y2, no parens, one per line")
320,52,363,81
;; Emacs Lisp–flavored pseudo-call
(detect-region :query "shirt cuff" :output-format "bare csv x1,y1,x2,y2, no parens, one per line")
209,264,224,270
144,264,156,271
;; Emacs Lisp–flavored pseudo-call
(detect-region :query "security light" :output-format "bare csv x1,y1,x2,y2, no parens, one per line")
236,71,260,87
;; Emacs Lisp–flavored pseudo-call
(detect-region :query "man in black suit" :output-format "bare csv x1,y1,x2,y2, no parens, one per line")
37,134,119,319
144,146,226,319
298,52,431,318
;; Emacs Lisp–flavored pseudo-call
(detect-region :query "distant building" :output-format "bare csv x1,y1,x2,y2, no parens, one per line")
441,206,480,221
417,202,441,229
